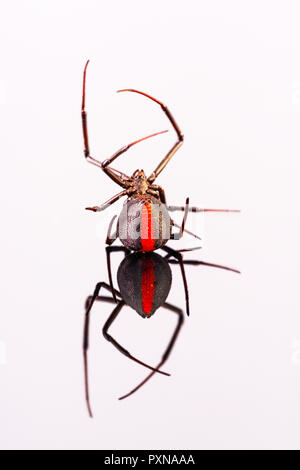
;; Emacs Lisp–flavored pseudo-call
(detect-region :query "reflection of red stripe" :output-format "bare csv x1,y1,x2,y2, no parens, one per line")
141,257,155,314
141,203,155,252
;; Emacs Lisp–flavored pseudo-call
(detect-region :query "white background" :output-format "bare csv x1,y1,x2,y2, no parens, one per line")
1,0,300,450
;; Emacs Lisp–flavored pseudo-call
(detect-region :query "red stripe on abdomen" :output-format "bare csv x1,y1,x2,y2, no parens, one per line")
141,257,155,314
141,203,155,252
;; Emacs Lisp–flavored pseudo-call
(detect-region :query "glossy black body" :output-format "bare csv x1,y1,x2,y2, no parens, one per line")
117,251,172,318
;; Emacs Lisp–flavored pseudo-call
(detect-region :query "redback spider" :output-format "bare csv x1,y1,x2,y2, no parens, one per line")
81,61,240,417
81,60,239,277
83,244,240,417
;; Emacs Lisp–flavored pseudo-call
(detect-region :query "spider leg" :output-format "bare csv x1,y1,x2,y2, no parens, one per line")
164,246,202,257
82,61,130,187
102,301,171,376
161,245,190,316
171,197,189,240
106,215,118,246
119,302,184,400
81,61,91,160
148,184,166,203
105,215,130,303
85,189,131,212
106,244,130,303
171,220,201,241
101,130,169,170
117,89,184,184
168,258,241,274
83,282,170,417
168,205,240,213
82,62,168,188
169,205,239,240
83,282,122,417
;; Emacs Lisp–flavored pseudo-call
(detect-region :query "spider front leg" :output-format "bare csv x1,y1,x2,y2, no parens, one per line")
117,89,184,184
82,61,131,188
82,62,168,189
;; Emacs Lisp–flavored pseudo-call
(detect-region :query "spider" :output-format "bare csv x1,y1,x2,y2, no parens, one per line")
81,61,240,417
81,60,238,260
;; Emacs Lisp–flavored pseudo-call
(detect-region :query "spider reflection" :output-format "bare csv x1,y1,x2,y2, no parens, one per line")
83,246,239,417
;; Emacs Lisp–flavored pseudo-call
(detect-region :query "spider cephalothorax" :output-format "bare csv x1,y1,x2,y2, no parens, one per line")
131,169,149,195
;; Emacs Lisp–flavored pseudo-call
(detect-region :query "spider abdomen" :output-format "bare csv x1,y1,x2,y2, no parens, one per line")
117,196,171,252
